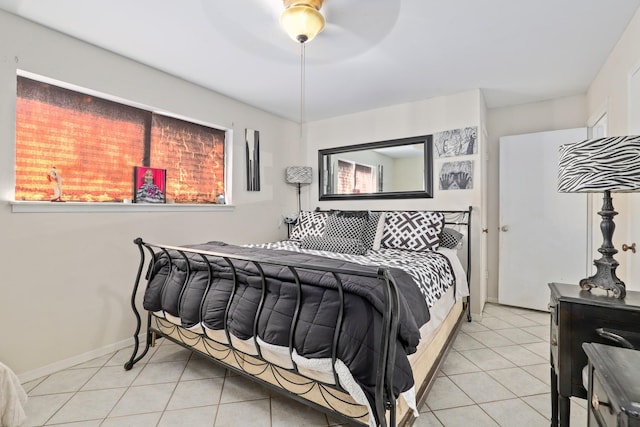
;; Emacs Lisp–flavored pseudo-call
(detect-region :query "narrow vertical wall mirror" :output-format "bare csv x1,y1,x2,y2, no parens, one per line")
318,134,433,200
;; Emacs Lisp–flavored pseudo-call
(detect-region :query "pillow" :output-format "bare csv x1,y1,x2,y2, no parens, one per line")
324,210,369,240
439,227,464,249
301,235,366,255
362,212,381,251
372,212,386,250
289,211,328,241
380,211,445,251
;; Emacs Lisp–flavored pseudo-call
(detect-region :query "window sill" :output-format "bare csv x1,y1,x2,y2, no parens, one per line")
10,201,235,213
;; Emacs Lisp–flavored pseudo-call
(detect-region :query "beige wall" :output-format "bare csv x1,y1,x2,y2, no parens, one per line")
305,90,487,316
0,10,300,377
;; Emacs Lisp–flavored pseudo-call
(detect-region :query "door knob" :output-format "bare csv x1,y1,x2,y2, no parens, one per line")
623,243,636,253
501,225,509,232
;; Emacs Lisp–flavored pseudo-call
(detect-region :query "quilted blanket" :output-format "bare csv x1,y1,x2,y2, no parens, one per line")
142,241,430,420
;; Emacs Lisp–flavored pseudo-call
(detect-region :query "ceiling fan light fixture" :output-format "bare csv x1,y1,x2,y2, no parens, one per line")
280,0,325,43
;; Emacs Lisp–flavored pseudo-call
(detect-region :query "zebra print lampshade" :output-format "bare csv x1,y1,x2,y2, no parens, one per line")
558,135,640,193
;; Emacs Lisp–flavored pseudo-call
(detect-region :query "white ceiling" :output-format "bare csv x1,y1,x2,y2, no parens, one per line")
1,0,639,122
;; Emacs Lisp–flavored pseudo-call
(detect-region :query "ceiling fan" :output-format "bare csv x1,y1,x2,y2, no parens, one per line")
199,0,399,63
279,0,326,44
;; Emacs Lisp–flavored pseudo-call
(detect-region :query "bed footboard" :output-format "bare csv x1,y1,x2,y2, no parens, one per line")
125,239,402,427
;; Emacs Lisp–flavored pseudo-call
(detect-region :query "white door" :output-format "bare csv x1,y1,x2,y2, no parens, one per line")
499,128,588,311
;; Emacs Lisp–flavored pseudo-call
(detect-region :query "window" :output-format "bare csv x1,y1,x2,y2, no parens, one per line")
15,75,226,203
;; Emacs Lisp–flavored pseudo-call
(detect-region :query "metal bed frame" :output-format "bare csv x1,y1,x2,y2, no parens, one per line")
124,207,472,426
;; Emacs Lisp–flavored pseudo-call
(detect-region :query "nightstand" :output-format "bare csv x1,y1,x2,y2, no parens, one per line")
582,342,640,426
549,283,640,427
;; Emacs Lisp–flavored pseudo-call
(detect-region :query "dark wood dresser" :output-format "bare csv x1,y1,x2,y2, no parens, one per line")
583,342,640,426
549,283,640,427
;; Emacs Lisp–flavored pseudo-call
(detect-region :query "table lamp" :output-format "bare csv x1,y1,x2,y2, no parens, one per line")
558,135,640,298
286,166,313,212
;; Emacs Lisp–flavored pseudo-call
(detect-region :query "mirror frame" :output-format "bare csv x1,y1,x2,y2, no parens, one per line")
318,134,434,200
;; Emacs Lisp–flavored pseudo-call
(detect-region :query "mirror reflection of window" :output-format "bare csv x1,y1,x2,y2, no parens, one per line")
337,160,354,194
354,163,374,193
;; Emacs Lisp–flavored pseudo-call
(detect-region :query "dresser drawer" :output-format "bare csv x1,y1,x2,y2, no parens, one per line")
589,366,618,427
584,343,640,427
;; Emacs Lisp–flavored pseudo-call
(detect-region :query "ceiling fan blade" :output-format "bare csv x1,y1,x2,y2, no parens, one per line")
255,0,283,17
322,0,400,42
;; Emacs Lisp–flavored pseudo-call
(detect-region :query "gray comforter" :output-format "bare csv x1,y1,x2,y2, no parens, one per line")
142,241,430,417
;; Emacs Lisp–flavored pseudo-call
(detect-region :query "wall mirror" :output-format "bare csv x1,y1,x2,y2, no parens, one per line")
318,134,433,200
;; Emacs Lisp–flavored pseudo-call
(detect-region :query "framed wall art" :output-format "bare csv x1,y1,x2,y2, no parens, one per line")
433,126,478,158
246,128,260,191
133,166,166,203
439,161,474,190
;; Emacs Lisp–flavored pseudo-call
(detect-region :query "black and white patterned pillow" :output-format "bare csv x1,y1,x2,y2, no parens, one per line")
289,211,328,241
301,235,366,255
362,212,381,251
324,211,368,240
439,227,464,249
381,211,445,251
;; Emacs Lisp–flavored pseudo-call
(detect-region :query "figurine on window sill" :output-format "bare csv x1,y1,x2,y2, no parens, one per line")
47,166,64,202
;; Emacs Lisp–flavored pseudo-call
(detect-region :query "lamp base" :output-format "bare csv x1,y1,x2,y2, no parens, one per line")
579,190,626,299
579,257,626,299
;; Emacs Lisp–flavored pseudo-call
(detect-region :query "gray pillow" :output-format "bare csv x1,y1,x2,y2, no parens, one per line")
440,227,464,249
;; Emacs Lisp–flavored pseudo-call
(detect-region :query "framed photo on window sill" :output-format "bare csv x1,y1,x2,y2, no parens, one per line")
133,167,166,204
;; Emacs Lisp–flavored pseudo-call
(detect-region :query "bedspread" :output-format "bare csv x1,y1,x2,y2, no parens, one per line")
142,241,429,419
248,240,457,308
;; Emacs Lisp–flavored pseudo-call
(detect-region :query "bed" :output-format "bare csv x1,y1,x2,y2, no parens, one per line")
124,208,472,427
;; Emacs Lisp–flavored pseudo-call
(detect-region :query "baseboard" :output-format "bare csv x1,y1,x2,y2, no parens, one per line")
486,296,499,304
18,335,143,384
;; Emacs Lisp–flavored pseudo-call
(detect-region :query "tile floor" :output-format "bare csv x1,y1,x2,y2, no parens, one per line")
20,303,588,426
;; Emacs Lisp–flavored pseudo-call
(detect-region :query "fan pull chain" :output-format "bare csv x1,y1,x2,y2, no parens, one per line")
299,41,306,140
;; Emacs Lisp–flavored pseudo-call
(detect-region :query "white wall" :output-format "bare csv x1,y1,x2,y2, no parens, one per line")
0,10,300,377
486,95,587,302
305,90,486,316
